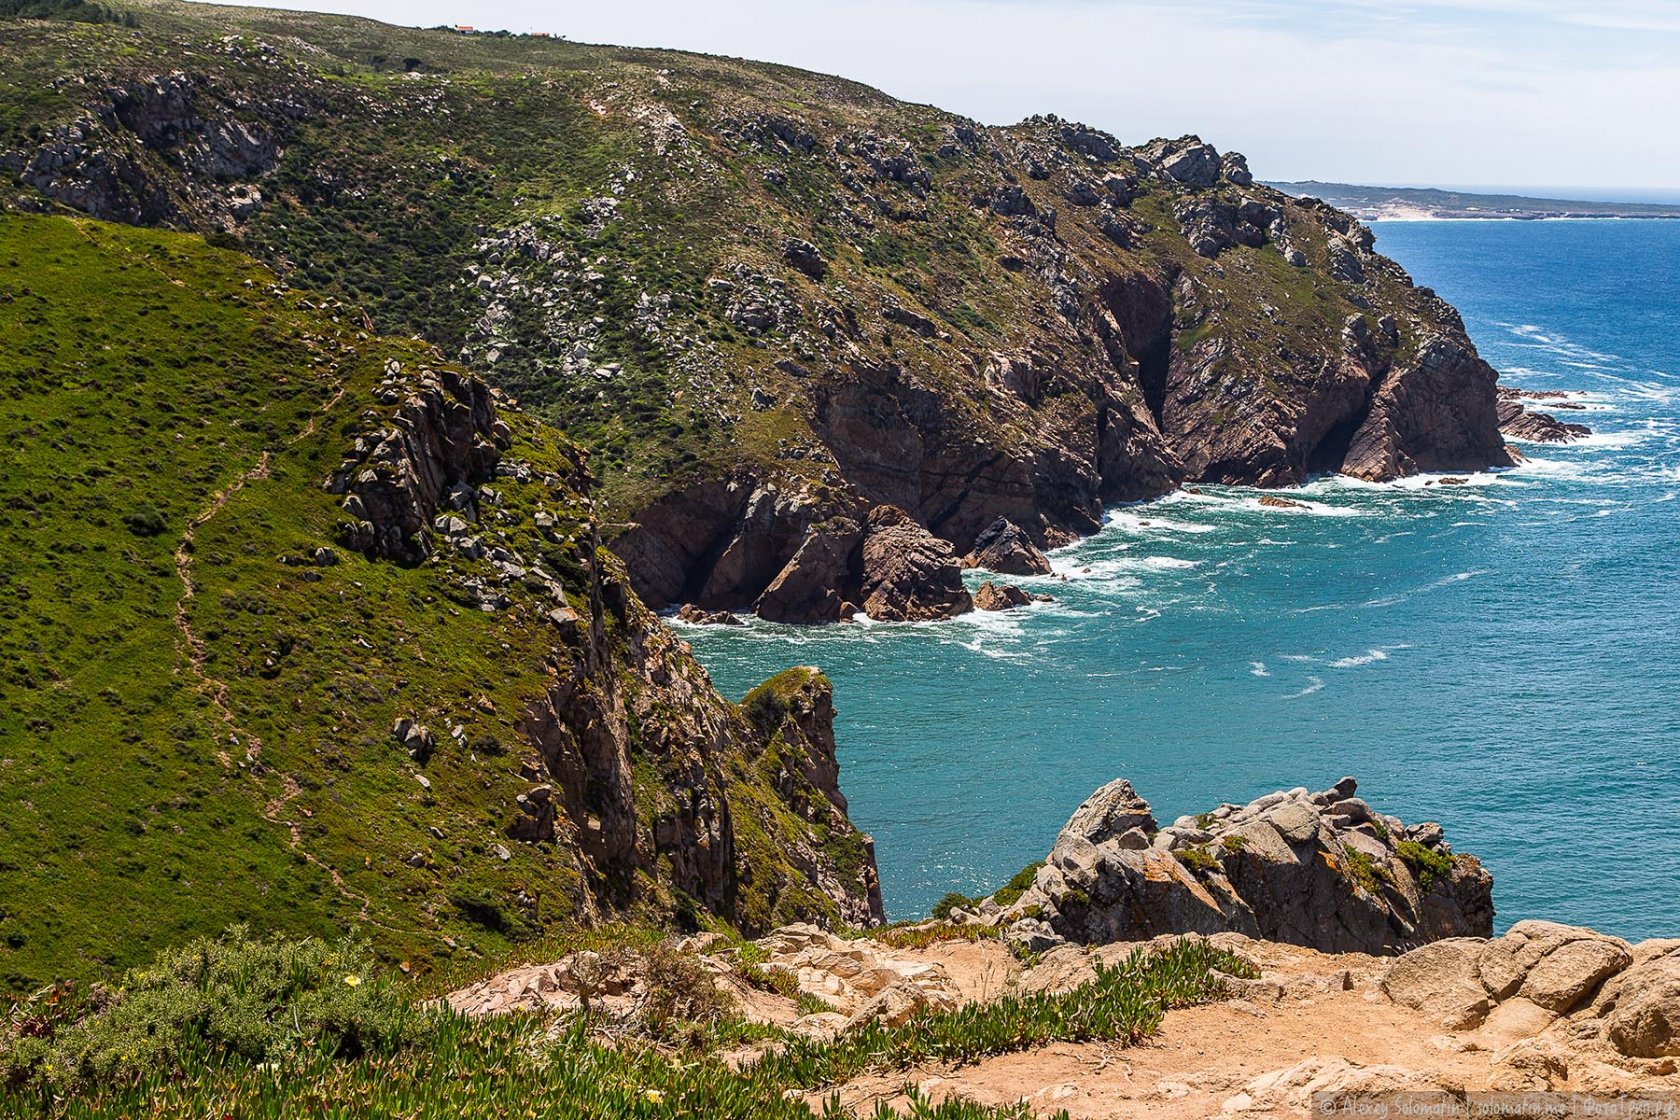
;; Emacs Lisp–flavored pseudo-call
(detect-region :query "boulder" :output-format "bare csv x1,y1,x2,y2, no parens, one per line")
781,237,827,281
1605,951,1680,1057
857,506,973,622
963,516,1052,575
755,517,865,624
676,604,744,626
973,580,1031,611
1382,939,1493,1029
1518,934,1630,1012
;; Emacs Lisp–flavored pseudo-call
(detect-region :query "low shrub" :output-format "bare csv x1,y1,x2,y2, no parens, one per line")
1174,846,1220,875
121,503,166,537
0,936,1251,1118
930,892,977,920
1396,840,1455,891
990,862,1043,909
0,928,422,1096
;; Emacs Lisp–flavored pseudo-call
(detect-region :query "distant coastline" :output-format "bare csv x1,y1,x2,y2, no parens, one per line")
1268,180,1680,221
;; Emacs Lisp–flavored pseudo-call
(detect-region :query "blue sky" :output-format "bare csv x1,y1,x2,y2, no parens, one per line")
223,0,1680,190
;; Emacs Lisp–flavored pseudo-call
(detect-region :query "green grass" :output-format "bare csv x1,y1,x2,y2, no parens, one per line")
0,211,878,993
0,931,1251,1118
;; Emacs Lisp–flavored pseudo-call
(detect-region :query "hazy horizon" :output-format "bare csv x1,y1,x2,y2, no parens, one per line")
214,0,1680,191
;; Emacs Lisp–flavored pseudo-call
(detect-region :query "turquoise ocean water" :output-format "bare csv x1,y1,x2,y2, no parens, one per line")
681,219,1680,938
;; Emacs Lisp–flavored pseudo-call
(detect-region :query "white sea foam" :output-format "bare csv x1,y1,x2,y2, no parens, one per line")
1070,556,1197,580
1104,508,1218,534
1329,649,1389,668
1283,676,1325,700
1249,661,1270,677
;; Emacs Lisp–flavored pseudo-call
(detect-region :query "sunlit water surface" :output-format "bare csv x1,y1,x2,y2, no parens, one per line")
681,219,1680,937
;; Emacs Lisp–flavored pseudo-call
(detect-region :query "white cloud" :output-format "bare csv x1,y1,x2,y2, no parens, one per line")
218,0,1680,188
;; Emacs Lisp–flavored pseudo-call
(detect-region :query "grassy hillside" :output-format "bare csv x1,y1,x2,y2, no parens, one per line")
0,211,878,993
2,0,1507,588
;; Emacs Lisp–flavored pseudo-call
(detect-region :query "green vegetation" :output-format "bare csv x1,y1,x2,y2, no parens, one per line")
0,212,865,993
1,932,1250,1118
1174,846,1221,875
1396,841,1455,891
930,892,977,921
990,862,1044,909
1340,848,1392,896
0,0,127,23
0,0,1450,531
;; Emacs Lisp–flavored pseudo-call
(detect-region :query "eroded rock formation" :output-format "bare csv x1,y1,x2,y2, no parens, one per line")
991,776,1492,955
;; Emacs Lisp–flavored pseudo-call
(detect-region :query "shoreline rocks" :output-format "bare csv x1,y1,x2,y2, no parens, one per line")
973,580,1032,611
987,776,1492,956
963,517,1053,576
1497,386,1592,443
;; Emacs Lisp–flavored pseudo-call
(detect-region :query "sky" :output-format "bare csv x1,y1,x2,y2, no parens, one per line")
222,0,1680,190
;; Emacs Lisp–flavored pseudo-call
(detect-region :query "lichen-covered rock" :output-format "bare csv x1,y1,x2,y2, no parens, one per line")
999,776,1492,955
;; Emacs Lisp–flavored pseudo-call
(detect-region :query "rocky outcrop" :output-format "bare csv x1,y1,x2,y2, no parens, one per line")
330,364,508,564
755,516,867,624
858,506,973,622
992,776,1492,955
1342,336,1514,480
1498,387,1593,443
973,581,1032,611
1382,920,1680,1064
963,517,1052,575
328,364,883,935
4,67,312,229
10,29,1519,627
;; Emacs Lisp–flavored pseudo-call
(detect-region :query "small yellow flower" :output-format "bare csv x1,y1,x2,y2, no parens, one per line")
344,974,362,987
643,1089,664,1104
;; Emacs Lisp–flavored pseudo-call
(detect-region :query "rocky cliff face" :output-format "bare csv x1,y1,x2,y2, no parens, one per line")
327,358,885,933
977,777,1492,956
3,8,1518,623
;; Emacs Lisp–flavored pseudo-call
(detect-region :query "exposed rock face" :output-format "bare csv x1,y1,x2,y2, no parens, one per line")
333,364,883,934
4,69,309,229
330,366,507,564
1342,336,1514,480
995,776,1492,955
755,517,866,624
963,516,1053,575
973,580,1032,611
1498,387,1593,443
1381,920,1680,1063
858,506,974,621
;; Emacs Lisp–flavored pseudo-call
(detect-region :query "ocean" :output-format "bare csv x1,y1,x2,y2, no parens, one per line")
680,218,1680,938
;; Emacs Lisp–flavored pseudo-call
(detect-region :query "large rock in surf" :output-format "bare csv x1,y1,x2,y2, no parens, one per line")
996,776,1493,956
963,516,1053,575
858,505,973,622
